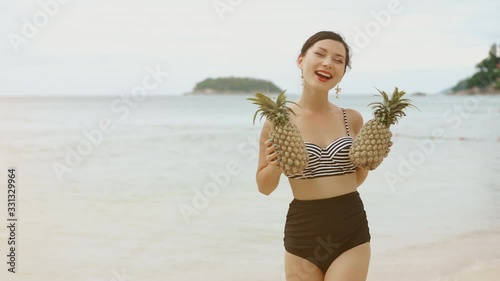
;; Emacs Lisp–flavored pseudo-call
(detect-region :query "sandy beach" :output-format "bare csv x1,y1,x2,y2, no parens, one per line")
443,260,500,281
368,228,500,281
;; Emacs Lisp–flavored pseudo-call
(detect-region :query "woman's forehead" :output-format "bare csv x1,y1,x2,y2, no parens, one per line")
311,40,346,56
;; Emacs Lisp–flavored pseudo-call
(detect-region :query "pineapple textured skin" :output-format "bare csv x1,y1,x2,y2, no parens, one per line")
349,120,392,170
269,122,308,176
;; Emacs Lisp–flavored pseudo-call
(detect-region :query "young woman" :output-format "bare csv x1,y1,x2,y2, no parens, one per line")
255,31,391,281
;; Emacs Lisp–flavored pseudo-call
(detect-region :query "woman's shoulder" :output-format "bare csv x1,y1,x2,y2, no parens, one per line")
287,101,302,112
342,107,364,132
286,102,304,120
342,107,362,119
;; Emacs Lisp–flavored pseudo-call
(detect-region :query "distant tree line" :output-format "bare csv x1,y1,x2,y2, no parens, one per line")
194,77,282,93
453,44,500,91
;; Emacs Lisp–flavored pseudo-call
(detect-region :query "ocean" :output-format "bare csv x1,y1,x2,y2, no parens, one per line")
0,93,499,281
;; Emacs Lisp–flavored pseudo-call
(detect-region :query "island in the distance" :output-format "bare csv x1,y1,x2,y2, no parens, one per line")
184,77,283,95
448,43,499,95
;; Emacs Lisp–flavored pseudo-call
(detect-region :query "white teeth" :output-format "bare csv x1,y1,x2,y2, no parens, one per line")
316,71,332,78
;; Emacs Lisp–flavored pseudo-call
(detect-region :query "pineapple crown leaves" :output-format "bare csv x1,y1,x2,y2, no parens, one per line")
247,89,300,125
368,87,419,127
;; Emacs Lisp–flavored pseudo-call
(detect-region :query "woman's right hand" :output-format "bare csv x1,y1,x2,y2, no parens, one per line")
255,121,283,195
264,138,281,169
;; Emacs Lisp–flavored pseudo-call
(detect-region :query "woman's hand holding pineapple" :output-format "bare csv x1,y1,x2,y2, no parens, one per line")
264,138,281,170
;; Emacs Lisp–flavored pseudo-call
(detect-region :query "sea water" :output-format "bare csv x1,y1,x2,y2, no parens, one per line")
0,93,499,281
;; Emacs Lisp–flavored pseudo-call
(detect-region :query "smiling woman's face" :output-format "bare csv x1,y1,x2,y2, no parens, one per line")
298,39,347,91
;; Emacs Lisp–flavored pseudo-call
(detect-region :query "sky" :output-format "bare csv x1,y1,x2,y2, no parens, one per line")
0,0,498,96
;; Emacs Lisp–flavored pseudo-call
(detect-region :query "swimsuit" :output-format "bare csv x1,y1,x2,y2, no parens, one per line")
284,192,370,274
283,108,371,274
288,107,357,179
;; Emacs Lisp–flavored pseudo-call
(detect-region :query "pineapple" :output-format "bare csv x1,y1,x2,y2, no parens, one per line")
349,87,418,170
247,90,309,176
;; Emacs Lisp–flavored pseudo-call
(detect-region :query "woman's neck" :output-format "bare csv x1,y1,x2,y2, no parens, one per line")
297,85,332,113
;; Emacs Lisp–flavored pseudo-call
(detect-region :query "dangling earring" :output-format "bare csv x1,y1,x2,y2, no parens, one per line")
335,84,342,99
300,72,304,86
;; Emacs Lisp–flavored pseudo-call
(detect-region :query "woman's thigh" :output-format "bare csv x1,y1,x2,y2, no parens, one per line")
324,242,371,281
284,251,324,281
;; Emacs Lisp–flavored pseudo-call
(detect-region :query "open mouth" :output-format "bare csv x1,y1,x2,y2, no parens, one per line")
315,70,332,82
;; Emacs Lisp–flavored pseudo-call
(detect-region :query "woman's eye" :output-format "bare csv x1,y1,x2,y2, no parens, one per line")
335,60,343,64
315,52,325,57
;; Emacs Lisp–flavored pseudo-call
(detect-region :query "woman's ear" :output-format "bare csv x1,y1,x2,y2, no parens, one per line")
296,54,303,70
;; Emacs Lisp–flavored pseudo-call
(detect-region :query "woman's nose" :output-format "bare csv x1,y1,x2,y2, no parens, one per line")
322,59,332,68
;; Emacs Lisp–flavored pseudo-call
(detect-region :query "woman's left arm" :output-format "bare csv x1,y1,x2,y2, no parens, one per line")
355,167,369,187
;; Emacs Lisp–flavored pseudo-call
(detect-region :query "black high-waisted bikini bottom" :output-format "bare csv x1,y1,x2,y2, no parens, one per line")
283,191,371,274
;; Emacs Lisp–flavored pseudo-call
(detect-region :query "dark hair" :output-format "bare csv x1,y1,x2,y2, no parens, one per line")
300,31,351,71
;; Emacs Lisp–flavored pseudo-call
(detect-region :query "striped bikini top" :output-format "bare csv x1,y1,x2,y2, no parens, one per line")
288,107,357,179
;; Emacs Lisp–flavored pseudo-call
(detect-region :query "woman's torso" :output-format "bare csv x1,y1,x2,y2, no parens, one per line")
286,103,359,200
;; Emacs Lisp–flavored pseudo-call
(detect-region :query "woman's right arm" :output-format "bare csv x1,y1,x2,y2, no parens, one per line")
255,120,282,195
